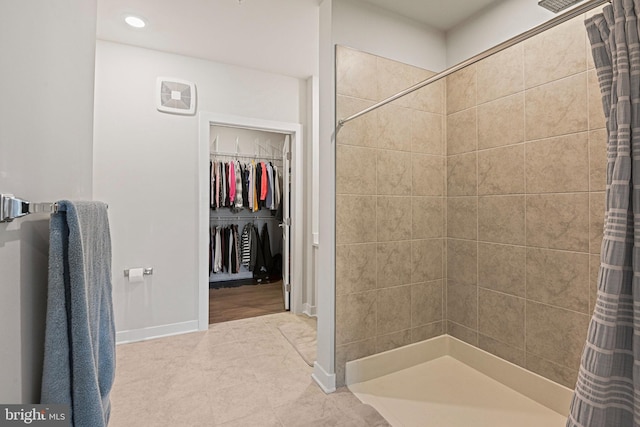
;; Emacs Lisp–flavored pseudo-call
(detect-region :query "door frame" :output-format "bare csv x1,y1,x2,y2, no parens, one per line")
197,112,304,330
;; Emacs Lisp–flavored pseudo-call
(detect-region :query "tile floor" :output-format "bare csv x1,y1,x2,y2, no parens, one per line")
110,312,389,426
349,356,567,427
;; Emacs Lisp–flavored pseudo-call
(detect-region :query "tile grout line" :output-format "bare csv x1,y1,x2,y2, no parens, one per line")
443,76,448,336
522,41,528,369
475,64,480,344
586,38,594,311
374,74,379,357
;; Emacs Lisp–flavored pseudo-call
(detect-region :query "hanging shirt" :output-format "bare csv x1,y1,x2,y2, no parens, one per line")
232,225,241,273
252,225,265,273
256,162,262,207
249,224,258,271
215,161,221,209
210,161,214,209
274,165,281,208
241,223,252,268
261,223,273,273
229,226,236,273
229,161,236,204
226,163,232,207
214,227,222,273
260,162,268,201
221,162,227,207
248,161,254,212
209,226,214,273
223,227,230,272
234,161,243,209
253,162,259,212
241,164,249,209
266,162,274,210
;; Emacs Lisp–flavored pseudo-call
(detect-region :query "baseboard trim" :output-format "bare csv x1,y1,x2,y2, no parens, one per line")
116,320,199,344
302,303,317,317
345,335,448,386
345,334,573,416
448,336,573,416
312,361,336,394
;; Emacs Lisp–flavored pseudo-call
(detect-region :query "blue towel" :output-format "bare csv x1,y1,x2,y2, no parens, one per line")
41,201,115,427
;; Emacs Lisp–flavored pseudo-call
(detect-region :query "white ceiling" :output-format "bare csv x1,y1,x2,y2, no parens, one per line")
361,0,504,31
96,0,504,79
97,0,321,78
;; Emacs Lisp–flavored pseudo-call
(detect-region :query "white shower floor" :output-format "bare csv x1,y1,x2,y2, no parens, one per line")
349,355,567,427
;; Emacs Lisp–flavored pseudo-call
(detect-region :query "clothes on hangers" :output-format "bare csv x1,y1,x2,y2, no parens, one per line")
210,225,241,275
210,158,283,214
209,221,280,277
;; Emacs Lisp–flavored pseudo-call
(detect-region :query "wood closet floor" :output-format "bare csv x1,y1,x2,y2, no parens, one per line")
209,280,285,324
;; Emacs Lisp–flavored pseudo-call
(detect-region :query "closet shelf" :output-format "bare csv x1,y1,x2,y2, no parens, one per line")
211,151,283,162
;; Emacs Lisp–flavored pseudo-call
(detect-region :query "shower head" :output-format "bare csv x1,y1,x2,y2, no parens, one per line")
538,0,584,13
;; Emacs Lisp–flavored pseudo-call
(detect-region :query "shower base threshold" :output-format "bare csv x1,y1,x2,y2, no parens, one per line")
347,336,570,427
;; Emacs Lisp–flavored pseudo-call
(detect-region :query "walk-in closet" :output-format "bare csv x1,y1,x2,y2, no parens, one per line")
208,125,291,323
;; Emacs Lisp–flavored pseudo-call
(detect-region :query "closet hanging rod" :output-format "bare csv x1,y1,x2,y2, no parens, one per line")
337,0,610,128
210,216,281,221
211,151,282,161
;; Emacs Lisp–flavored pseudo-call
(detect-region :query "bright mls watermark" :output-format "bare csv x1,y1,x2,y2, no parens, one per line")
0,405,69,426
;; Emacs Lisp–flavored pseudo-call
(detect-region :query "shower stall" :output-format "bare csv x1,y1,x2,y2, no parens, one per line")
334,0,610,423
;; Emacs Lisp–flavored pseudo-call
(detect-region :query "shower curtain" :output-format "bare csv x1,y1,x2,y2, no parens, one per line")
568,1,640,426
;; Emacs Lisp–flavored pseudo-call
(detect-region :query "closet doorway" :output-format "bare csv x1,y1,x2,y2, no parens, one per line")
209,126,289,322
197,113,303,330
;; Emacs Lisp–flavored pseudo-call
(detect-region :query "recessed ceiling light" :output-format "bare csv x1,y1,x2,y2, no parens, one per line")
125,15,146,28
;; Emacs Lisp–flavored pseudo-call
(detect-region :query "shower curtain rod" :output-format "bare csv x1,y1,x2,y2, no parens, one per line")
337,0,610,128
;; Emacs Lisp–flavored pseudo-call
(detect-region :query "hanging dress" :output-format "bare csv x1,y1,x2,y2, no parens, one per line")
261,223,273,274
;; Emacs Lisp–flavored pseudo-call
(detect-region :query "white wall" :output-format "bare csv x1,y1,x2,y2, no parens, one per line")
333,0,447,71
313,0,337,393
304,76,319,316
446,0,554,66
93,41,307,341
0,0,97,403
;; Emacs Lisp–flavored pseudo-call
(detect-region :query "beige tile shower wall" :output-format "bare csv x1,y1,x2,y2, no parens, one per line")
445,14,605,389
335,46,446,387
